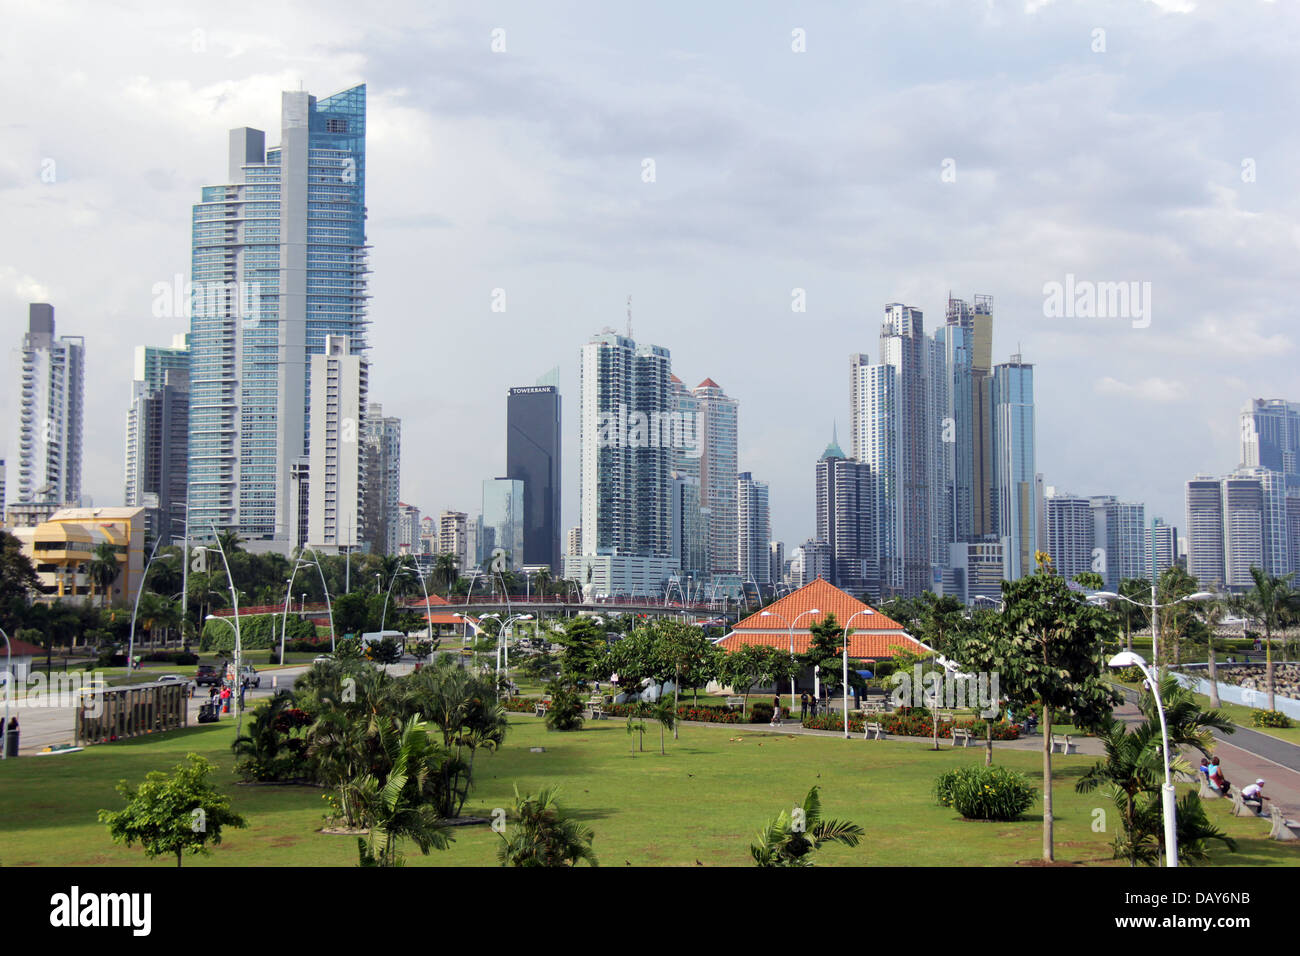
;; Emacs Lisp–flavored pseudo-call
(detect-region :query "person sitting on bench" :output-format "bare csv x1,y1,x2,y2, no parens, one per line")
1207,759,1231,796
1199,758,1211,783
1241,779,1267,810
1022,710,1038,735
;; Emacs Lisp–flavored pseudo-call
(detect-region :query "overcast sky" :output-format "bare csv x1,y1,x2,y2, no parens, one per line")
2,0,1296,549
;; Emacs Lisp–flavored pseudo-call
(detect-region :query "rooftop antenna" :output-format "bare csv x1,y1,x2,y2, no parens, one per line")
626,294,633,340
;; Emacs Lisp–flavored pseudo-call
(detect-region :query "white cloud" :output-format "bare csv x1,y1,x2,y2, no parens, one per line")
1094,377,1188,402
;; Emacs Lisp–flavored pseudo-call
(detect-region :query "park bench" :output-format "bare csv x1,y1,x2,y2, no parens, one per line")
1197,774,1221,799
862,700,885,715
951,726,975,748
724,696,746,711
534,697,552,718
863,721,887,740
1231,790,1262,817
586,696,606,720
1267,805,1299,841
1049,734,1077,755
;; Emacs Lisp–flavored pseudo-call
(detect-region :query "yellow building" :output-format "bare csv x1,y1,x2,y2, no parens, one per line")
13,506,145,605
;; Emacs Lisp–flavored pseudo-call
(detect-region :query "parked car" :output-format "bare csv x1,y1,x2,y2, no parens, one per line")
194,664,223,687
157,674,195,692
312,655,334,665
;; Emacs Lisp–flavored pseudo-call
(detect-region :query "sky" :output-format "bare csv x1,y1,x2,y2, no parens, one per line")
1,0,1296,549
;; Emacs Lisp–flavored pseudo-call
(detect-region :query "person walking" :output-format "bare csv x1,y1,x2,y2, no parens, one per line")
800,692,809,721
770,695,782,727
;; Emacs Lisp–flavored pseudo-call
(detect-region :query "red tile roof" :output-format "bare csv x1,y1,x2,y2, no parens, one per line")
2,637,45,657
719,578,926,660
423,611,478,626
696,377,721,390
401,594,450,607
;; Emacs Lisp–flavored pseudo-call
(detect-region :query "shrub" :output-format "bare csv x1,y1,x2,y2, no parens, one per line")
1251,709,1294,729
935,765,1036,821
544,682,586,732
749,703,790,724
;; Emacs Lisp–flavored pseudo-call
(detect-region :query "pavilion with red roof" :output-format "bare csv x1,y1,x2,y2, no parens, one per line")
718,578,928,661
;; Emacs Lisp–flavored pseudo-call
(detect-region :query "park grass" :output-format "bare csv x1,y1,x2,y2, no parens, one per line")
1,713,1295,868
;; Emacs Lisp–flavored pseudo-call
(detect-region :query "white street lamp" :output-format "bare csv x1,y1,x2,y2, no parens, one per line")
1109,650,1178,867
841,609,876,738
128,540,178,675
1090,589,1216,664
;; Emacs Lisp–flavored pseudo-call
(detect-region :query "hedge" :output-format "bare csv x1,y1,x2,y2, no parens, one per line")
201,613,316,652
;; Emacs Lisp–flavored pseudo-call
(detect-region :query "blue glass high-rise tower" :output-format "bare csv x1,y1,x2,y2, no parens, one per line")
189,85,368,542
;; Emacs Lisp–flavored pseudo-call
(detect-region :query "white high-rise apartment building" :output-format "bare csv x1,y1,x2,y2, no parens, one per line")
438,511,470,573
850,354,899,596
1185,475,1226,587
1147,518,1178,581
736,471,771,586
1090,496,1146,591
577,330,673,558
13,304,84,508
307,335,367,552
1046,490,1094,582
188,85,368,544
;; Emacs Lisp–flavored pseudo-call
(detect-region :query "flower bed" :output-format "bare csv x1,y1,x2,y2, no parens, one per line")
504,696,542,713
608,702,747,724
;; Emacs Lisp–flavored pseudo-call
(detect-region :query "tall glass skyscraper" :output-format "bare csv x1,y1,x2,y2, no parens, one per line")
507,383,562,571
992,355,1038,580
188,85,368,542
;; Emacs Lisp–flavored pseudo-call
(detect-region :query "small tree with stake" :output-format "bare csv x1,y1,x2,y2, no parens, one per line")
99,753,246,867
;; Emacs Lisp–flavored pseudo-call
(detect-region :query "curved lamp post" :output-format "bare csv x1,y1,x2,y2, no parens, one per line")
127,538,179,675
1109,650,1178,867
761,607,820,712
452,611,485,670
203,526,244,739
1090,588,1216,663
293,545,337,652
280,557,319,666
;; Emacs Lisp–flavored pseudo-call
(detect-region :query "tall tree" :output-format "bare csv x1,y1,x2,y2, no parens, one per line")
1241,566,1299,711
1117,577,1152,652
1155,565,1198,667
997,566,1122,862
88,541,122,609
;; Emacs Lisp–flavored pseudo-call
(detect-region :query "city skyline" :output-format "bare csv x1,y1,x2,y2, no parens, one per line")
2,2,1297,554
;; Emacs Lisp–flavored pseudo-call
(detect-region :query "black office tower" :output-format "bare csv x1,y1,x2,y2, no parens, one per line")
507,385,562,572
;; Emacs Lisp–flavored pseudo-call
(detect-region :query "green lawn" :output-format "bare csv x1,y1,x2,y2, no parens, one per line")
2,713,1295,868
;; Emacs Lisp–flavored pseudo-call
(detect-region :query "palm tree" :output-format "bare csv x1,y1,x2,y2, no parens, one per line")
354,714,453,867
1156,565,1199,666
1240,566,1299,712
1193,596,1232,708
1076,674,1235,866
1117,577,1152,652
88,542,121,608
533,566,552,600
496,785,598,867
434,553,459,597
648,692,676,755
750,786,864,867
215,528,244,555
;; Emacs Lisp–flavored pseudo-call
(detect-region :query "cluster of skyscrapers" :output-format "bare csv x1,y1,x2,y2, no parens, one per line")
6,80,1296,606
787,297,1042,603
1184,400,1300,590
